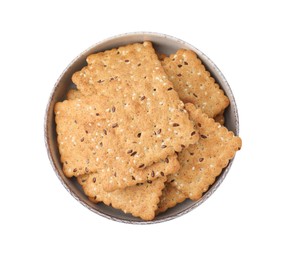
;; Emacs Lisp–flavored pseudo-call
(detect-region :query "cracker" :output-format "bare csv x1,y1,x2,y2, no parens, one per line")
161,49,229,118
63,89,182,190
156,182,186,215
214,110,225,125
168,103,242,200
78,174,167,221
55,97,181,191
69,42,197,169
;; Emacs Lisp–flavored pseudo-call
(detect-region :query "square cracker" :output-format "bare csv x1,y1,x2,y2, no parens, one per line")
78,174,167,221
161,49,229,118
156,182,186,215
55,97,181,191
62,42,198,170
168,103,242,200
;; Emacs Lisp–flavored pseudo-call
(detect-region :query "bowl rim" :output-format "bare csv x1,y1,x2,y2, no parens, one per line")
44,31,239,224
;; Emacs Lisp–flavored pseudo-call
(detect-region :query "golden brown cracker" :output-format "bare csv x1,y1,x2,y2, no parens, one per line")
55,97,181,191
69,42,198,169
78,174,167,221
161,49,229,118
168,103,241,200
55,98,100,178
156,182,186,215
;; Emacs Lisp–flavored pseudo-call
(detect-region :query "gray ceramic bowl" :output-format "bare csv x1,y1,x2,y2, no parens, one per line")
45,32,239,224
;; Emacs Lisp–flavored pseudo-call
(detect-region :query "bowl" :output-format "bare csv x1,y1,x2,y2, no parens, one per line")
45,32,239,224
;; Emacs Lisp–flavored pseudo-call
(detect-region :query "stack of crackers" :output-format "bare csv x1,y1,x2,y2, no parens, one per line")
54,42,242,221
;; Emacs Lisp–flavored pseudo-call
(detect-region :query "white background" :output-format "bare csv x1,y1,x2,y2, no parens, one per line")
1,0,280,259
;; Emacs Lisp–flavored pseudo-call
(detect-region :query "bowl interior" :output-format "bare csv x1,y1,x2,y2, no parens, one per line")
45,32,239,224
